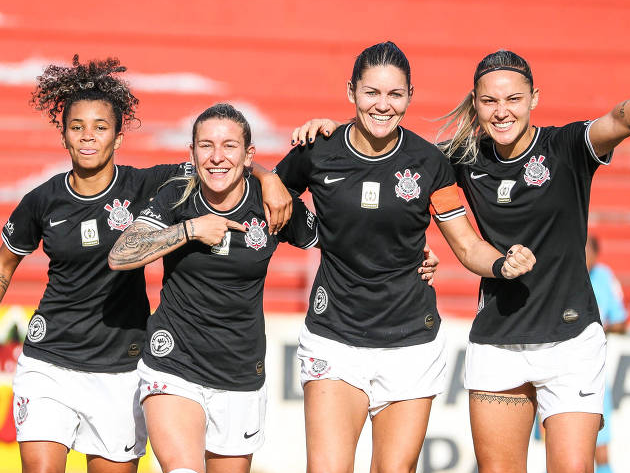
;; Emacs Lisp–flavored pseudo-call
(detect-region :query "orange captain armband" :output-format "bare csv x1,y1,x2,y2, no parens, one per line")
429,184,466,222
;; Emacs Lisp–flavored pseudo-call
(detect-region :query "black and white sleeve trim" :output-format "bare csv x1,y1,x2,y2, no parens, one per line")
1,234,34,256
433,206,466,222
585,120,613,165
135,216,168,229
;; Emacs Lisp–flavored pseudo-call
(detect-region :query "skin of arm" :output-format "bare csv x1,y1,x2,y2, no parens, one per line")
250,162,292,234
589,99,630,157
0,244,24,303
109,215,246,271
436,215,535,279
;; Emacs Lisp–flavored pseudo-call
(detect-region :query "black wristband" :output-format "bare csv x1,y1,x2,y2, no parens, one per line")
492,257,506,279
182,221,190,242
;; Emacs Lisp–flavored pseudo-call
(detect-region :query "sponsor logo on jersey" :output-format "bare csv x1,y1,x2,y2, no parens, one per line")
470,172,488,180
146,381,168,395
523,155,551,187
424,314,435,329
81,219,100,246
27,314,46,343
243,218,267,250
211,231,231,255
15,397,29,425
150,330,175,357
313,286,328,314
324,175,346,184
307,357,331,378
256,360,264,375
4,220,14,235
497,180,517,203
394,169,421,202
49,218,67,227
104,199,134,231
477,290,485,314
140,208,162,221
306,210,315,230
562,308,579,323
361,182,380,209
127,343,140,357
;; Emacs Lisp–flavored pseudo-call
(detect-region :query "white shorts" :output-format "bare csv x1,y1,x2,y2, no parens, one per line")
137,359,266,456
12,354,146,462
297,325,447,417
465,322,606,422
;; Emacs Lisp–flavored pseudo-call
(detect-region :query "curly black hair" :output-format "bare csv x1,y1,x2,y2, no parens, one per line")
30,54,139,133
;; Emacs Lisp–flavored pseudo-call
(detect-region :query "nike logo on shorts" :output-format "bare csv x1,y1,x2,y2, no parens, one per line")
578,390,595,397
470,172,488,180
244,429,260,439
50,219,67,227
324,176,346,184
124,443,136,452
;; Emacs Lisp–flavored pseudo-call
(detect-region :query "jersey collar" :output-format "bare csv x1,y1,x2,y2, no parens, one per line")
492,127,540,164
64,165,119,201
195,177,250,216
343,123,404,162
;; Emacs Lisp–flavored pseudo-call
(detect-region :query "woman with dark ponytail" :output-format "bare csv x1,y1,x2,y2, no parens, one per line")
255,42,535,473
295,49,630,473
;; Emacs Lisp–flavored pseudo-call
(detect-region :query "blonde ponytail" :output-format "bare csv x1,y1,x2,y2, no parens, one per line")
436,91,485,164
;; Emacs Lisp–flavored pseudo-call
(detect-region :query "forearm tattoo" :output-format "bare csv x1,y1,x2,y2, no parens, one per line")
188,219,195,239
470,392,535,405
109,223,185,266
0,273,10,295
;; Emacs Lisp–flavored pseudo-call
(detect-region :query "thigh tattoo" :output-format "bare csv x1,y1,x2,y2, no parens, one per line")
470,392,535,405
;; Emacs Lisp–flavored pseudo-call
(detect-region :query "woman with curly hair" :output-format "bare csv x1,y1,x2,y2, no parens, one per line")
0,56,288,473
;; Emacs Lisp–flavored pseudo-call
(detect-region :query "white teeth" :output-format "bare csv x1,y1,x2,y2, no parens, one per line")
209,168,228,173
370,115,391,122
494,122,514,129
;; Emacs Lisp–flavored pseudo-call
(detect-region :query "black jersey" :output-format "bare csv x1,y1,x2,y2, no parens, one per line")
452,121,610,344
137,176,318,391
1,163,191,372
274,124,466,348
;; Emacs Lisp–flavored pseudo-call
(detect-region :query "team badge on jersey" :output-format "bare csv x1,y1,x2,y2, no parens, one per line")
361,182,380,209
313,286,328,314
211,231,231,255
243,218,267,250
27,314,46,343
81,219,99,246
307,358,331,378
523,155,551,187
150,330,175,357
15,397,29,425
104,199,134,231
4,220,14,236
394,169,421,202
497,180,517,203
146,381,168,395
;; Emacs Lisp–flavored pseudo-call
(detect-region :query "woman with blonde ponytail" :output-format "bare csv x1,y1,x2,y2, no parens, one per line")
294,48,630,473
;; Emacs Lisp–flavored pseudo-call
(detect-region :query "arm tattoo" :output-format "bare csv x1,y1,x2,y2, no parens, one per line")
189,219,195,239
0,274,10,295
470,392,535,406
109,222,186,266
620,100,628,118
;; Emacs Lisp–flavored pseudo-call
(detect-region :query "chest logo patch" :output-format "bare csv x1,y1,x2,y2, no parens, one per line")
27,314,46,343
243,218,267,250
104,199,134,231
394,169,421,202
81,219,99,246
523,155,551,187
497,180,517,203
361,182,380,209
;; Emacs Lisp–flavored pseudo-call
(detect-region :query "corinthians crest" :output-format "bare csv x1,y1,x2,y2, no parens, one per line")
15,397,29,425
523,155,551,187
104,199,134,231
243,218,267,250
394,169,421,201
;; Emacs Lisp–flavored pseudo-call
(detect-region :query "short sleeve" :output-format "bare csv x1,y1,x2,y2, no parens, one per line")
277,193,318,249
135,180,186,229
555,121,612,175
273,145,313,195
1,191,42,256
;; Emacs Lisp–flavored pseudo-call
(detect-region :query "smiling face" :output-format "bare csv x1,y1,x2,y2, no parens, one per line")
474,70,539,159
191,118,255,209
61,99,122,173
347,64,412,155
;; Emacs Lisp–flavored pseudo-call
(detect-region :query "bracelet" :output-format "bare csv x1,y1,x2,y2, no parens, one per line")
182,221,190,242
492,256,506,279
